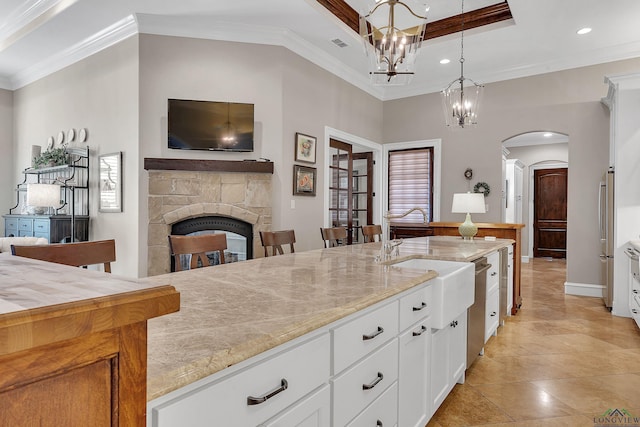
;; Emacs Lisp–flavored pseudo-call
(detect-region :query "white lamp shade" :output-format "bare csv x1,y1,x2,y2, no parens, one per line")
451,192,485,214
27,183,61,207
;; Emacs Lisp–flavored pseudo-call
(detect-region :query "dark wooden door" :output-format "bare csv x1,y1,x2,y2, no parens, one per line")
533,168,567,258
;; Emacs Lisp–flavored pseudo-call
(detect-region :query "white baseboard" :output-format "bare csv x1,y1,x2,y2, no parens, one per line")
564,282,604,298
521,256,530,263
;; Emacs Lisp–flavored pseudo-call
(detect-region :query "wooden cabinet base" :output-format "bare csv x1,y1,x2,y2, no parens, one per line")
0,281,180,427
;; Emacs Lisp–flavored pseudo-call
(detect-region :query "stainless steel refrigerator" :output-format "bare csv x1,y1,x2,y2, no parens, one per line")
599,168,615,309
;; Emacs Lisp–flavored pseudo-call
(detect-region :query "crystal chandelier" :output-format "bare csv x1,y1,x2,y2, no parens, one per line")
441,0,484,128
359,0,429,85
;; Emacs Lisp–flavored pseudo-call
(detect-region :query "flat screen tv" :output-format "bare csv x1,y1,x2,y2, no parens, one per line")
168,99,254,152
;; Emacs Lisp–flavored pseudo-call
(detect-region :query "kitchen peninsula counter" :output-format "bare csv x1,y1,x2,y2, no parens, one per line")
0,253,179,426
143,235,513,401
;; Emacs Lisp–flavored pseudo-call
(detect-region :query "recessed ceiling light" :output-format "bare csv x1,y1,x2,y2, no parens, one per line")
440,59,450,64
543,132,553,137
577,27,592,35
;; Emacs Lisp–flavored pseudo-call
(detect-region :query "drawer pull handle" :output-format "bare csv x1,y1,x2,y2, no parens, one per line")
376,421,383,427
490,311,497,317
412,302,427,311
362,372,383,390
246,378,288,406
362,326,384,341
633,290,638,294
491,272,498,277
450,320,458,328
633,309,638,314
412,325,427,337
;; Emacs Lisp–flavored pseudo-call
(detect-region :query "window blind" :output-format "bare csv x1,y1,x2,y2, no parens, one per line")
388,148,433,223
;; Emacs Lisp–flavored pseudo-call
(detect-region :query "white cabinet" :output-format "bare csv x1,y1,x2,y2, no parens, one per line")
629,251,640,329
261,385,330,427
346,382,398,427
430,310,466,415
507,245,514,316
485,251,500,342
332,338,398,426
398,286,432,427
151,334,330,427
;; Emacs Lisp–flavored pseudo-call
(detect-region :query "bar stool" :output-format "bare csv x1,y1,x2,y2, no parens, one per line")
260,230,296,257
361,224,383,243
11,239,116,273
320,227,348,248
168,233,227,271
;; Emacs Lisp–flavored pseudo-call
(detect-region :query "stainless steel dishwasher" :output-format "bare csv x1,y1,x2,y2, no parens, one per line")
467,257,491,368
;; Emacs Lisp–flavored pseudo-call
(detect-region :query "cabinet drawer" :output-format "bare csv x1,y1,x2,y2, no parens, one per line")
151,334,330,427
399,285,432,331
332,301,399,374
33,219,50,234
346,382,398,427
5,217,18,234
332,338,398,427
486,251,499,287
17,218,33,233
485,288,499,342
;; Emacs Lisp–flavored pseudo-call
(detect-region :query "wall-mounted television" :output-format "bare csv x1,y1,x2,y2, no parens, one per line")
168,99,254,152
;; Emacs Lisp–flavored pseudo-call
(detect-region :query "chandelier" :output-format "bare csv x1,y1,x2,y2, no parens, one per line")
359,0,429,85
441,0,484,128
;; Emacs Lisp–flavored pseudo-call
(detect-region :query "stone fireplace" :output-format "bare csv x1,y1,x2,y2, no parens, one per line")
145,159,273,276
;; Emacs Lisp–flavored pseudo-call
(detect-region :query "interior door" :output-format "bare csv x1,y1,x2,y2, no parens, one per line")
329,139,354,244
533,168,567,258
351,152,373,242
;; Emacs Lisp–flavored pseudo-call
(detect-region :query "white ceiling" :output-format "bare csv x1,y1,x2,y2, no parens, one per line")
1,0,640,100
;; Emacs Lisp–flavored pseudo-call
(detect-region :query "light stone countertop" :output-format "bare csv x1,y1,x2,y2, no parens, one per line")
143,235,513,401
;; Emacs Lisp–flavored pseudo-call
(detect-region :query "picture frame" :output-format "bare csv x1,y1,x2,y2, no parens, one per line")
99,152,123,212
294,132,317,164
293,164,317,196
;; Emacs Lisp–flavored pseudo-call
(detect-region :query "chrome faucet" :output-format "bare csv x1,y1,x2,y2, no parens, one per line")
379,207,428,261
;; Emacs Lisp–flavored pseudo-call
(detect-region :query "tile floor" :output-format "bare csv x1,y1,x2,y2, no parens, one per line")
427,257,640,426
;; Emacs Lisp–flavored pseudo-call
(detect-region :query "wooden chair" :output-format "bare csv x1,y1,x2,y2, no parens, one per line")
11,239,116,273
168,233,227,271
362,224,383,243
260,230,296,257
320,227,348,248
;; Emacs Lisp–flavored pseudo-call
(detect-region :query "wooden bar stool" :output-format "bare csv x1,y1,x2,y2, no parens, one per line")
168,233,227,271
361,224,383,243
11,239,116,273
320,227,348,248
260,230,296,257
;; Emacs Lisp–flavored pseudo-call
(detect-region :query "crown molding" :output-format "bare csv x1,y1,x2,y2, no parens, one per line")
9,14,137,90
0,0,55,41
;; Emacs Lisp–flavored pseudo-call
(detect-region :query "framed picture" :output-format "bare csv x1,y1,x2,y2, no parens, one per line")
99,152,122,212
293,165,317,196
295,133,317,164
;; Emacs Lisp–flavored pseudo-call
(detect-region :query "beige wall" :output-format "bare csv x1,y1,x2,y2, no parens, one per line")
138,34,384,272
382,58,640,286
10,37,139,275
504,143,569,259
5,32,640,284
0,88,13,232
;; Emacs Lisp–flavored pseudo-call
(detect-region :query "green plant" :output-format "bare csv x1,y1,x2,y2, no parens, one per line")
34,147,68,168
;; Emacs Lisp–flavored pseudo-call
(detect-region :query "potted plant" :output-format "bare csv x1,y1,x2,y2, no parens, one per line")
34,147,68,168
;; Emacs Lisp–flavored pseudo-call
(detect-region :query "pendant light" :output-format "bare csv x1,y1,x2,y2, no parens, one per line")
441,0,484,128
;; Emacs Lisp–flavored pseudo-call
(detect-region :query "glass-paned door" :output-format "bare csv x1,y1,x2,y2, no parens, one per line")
329,139,353,244
352,152,373,243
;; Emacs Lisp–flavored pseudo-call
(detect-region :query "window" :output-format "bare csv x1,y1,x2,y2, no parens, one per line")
387,148,433,223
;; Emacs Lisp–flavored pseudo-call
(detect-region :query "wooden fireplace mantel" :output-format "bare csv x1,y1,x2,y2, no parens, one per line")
144,158,274,174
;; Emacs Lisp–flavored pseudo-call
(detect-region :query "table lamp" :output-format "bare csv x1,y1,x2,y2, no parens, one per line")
27,183,60,215
451,192,485,240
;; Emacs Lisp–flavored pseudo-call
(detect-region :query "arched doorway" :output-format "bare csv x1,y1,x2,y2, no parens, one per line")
502,131,568,261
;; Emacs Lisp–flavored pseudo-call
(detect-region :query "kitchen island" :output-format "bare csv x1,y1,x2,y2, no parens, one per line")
143,235,513,426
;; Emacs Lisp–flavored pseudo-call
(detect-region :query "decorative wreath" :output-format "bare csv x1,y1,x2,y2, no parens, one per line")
473,182,491,197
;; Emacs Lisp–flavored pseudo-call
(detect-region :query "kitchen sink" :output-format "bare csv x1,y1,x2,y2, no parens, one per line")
392,258,475,329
